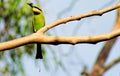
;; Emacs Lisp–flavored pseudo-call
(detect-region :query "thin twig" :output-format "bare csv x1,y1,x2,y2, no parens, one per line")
104,57,120,72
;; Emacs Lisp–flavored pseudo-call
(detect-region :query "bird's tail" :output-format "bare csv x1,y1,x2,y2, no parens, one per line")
36,43,43,59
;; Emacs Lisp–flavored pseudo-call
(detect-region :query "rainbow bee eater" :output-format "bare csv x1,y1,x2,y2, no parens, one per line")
28,3,45,59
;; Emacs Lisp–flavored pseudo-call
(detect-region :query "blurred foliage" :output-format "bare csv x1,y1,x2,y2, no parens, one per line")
0,0,35,75
0,0,69,76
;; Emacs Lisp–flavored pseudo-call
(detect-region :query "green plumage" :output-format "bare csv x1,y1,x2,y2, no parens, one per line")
32,7,45,32
28,3,45,59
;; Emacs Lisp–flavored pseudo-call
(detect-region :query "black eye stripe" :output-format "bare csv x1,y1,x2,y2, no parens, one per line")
34,11,40,15
33,6,42,12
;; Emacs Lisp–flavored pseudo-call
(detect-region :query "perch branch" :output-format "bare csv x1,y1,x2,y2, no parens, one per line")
1,2,120,51
0,29,120,51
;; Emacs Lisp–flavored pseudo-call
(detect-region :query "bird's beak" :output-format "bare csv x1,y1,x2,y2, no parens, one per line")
27,3,33,7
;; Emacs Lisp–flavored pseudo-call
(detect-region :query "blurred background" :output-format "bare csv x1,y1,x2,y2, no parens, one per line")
0,0,120,76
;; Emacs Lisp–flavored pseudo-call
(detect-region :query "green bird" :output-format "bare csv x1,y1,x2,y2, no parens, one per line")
28,3,45,59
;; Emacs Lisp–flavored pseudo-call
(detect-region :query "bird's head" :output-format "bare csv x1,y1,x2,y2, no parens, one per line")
27,3,42,15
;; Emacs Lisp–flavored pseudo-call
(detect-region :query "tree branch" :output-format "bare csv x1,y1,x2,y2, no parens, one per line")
0,29,120,51
39,2,120,33
95,7,120,66
0,34,36,51
87,8,120,76
1,2,120,51
104,57,120,72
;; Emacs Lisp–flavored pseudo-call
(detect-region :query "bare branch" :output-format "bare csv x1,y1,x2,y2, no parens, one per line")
39,2,120,33
104,57,120,72
1,2,120,51
0,34,36,51
88,8,120,76
95,7,120,67
0,29,120,51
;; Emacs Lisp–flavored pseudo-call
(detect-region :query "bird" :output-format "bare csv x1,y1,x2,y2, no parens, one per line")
28,3,45,59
